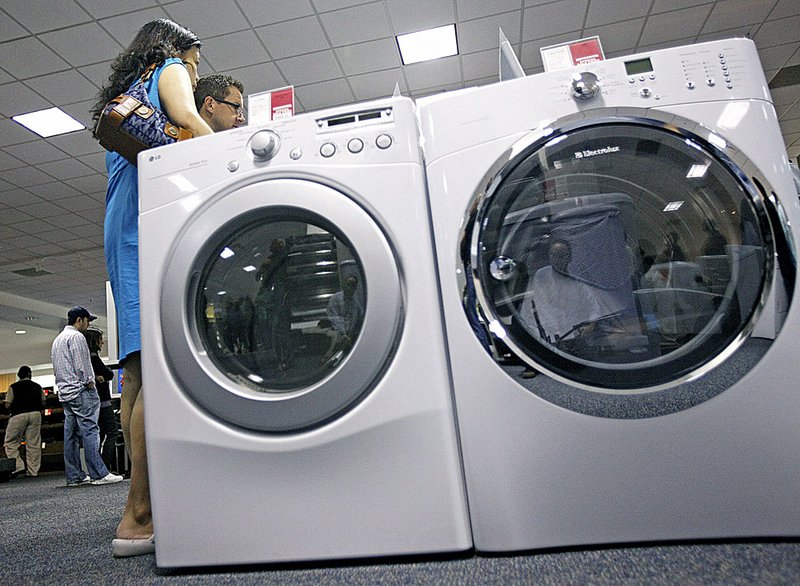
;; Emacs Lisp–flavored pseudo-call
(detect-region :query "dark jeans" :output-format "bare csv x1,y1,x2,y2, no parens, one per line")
98,404,120,473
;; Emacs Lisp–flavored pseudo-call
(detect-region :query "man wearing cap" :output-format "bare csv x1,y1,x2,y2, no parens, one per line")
51,306,123,486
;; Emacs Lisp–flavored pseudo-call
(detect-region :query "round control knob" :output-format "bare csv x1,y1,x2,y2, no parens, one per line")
570,72,600,100
250,130,279,160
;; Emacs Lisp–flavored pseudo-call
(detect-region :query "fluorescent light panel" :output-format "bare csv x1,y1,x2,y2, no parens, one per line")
397,24,458,65
12,107,85,137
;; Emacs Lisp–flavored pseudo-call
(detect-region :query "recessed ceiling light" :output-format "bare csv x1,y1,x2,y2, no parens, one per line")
15,330,27,335
397,24,458,65
12,107,85,138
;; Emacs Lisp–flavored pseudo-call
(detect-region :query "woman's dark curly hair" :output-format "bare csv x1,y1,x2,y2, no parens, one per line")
90,18,201,122
83,327,104,354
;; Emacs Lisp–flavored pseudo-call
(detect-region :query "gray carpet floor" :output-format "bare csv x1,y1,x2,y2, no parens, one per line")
1,472,798,585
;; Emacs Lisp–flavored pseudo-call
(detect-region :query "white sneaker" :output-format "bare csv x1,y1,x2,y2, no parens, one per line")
91,472,124,485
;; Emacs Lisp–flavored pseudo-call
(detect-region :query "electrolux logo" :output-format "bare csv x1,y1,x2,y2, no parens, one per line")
574,145,620,159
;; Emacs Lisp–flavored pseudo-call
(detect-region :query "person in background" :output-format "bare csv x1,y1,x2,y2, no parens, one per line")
322,275,363,365
3,365,45,478
51,306,122,488
194,73,245,131
83,327,120,474
90,18,213,558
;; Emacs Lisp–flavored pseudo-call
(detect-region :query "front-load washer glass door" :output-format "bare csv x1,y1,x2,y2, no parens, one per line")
464,115,793,414
160,179,401,432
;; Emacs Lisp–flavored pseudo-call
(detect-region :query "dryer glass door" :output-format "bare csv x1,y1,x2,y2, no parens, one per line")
468,118,781,397
160,179,401,432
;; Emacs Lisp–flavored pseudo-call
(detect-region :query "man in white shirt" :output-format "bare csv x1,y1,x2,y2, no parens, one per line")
51,306,122,487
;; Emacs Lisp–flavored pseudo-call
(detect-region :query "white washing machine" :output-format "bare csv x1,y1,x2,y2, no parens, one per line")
138,96,471,567
417,38,800,551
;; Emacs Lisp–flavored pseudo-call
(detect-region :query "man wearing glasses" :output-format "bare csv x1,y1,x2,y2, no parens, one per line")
194,74,245,132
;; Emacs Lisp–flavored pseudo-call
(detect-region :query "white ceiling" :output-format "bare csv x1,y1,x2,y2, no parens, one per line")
1,0,799,374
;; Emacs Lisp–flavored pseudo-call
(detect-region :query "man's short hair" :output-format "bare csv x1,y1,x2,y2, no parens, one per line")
194,74,245,110
17,365,32,379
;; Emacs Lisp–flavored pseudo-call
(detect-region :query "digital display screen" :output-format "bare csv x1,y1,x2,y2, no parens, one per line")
625,57,653,75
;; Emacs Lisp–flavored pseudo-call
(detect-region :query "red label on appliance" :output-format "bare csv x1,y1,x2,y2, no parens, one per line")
569,39,604,66
270,87,294,119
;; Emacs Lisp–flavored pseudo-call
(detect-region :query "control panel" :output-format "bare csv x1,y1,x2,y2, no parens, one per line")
559,39,769,105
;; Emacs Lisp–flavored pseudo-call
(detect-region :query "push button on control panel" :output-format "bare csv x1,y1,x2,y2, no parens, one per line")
376,134,393,149
320,142,336,158
347,138,364,154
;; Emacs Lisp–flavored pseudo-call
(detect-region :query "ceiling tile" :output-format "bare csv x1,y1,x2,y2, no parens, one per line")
3,0,90,33
60,100,97,128
753,16,800,49
584,19,645,54
276,51,343,86
75,0,158,20
457,0,520,22
462,49,497,81
295,78,354,111
53,193,101,213
0,82,52,117
640,5,711,47
25,181,83,201
234,0,314,27
256,16,331,59
703,0,775,34
758,43,800,72
229,62,287,98
39,23,122,68
348,68,407,101
202,30,271,72
17,200,68,219
64,173,108,194
0,12,29,43
98,7,171,41
313,0,375,11
23,70,97,107
387,0,455,34
165,0,250,38
75,152,107,174
695,25,755,44
47,131,103,158
0,166,56,188
335,39,401,76
0,119,38,148
3,141,69,166
319,2,392,47
586,0,648,27
404,55,461,91
77,62,113,90
0,37,71,78
522,0,588,42
37,226,81,244
651,0,714,13
768,0,800,19
36,158,95,181
459,12,522,55
0,151,26,172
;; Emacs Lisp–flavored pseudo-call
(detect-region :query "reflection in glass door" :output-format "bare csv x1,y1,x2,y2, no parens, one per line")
196,217,365,392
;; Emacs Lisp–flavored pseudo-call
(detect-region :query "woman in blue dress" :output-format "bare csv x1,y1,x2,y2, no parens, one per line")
90,19,213,557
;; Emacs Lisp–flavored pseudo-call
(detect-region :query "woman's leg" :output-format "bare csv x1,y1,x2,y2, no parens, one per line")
116,353,153,539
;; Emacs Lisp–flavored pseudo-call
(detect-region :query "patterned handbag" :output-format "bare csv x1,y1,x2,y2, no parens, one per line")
93,63,192,166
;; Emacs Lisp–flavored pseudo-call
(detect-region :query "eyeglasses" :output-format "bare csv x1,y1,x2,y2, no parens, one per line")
213,96,245,118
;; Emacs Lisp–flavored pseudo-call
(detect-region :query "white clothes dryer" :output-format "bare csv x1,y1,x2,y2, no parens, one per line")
138,97,471,567
417,38,800,552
